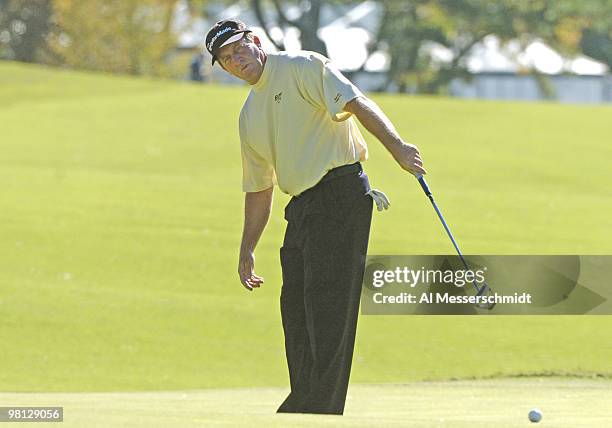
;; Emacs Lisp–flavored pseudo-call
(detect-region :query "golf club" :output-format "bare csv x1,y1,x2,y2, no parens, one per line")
416,174,496,310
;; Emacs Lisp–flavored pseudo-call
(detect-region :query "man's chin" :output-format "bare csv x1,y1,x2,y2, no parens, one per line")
238,72,254,83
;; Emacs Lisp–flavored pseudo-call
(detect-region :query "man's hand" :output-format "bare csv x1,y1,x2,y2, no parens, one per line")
238,250,264,291
390,141,426,176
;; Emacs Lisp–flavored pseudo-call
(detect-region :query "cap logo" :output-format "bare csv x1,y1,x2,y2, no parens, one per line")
207,26,233,51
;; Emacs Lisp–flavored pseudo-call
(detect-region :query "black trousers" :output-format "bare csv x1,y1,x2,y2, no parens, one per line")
277,163,373,415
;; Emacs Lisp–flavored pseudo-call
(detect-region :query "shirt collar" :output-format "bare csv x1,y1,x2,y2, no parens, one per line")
252,53,273,91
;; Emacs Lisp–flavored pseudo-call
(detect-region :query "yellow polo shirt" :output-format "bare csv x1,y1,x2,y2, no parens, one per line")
238,51,368,196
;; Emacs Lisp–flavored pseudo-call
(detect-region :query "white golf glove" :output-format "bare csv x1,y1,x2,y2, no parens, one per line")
366,189,390,212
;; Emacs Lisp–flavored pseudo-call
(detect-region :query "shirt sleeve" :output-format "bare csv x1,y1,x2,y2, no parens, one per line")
239,114,276,192
297,52,365,122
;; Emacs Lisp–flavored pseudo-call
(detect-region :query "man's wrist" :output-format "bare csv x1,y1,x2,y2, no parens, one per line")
239,246,254,258
385,137,406,157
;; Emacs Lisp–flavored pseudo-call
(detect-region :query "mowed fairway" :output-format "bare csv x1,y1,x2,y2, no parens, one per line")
1,62,611,425
1,379,611,427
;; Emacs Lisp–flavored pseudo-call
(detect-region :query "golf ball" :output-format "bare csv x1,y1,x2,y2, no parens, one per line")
528,408,542,423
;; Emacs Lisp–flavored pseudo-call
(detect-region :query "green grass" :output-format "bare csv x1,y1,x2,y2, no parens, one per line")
0,61,611,396
1,379,611,427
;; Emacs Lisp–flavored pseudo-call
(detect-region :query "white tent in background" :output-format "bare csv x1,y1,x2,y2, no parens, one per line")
460,35,608,76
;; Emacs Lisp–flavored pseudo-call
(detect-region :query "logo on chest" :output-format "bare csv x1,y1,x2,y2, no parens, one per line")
274,92,282,103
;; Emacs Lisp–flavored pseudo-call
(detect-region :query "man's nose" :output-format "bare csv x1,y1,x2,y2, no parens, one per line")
230,54,244,68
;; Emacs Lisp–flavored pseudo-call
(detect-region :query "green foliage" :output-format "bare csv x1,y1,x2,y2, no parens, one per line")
3,0,608,86
48,0,179,76
581,28,612,68
375,0,611,94
0,0,53,62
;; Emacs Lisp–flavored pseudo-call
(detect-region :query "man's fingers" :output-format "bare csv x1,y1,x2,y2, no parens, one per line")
250,273,264,284
243,278,258,289
411,164,427,175
239,270,255,291
241,274,263,290
238,252,262,291
400,142,425,175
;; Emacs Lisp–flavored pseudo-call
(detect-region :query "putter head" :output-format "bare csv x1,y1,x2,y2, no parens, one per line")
475,282,496,310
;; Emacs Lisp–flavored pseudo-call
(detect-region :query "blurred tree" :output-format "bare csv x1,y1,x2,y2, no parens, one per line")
184,0,239,38
251,0,326,55
185,0,233,19
372,0,611,95
581,29,611,68
0,0,53,62
374,0,447,93
551,0,611,68
419,0,518,94
249,0,355,56
48,0,179,76
373,0,535,94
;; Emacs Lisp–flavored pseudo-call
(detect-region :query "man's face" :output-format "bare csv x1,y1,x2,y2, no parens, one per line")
216,35,265,85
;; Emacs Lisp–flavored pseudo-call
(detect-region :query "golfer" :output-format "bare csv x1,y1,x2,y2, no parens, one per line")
206,19,425,415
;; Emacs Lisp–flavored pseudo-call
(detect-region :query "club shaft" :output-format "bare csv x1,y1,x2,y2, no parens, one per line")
427,194,469,269
417,175,483,294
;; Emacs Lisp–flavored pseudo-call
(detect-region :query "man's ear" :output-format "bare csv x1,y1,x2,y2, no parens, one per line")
253,35,262,48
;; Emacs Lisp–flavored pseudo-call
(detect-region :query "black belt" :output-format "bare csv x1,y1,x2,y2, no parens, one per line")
318,162,362,186
296,163,362,198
